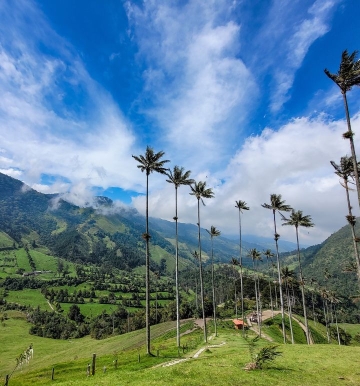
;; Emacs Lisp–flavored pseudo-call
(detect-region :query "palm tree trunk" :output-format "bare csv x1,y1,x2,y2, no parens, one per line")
145,173,151,355
323,300,330,343
234,274,238,319
273,210,286,343
211,238,217,337
344,179,360,279
175,186,180,348
333,304,341,345
266,260,274,318
252,261,262,338
343,92,360,209
311,290,316,324
197,199,207,343
286,285,294,344
238,210,245,330
295,227,310,344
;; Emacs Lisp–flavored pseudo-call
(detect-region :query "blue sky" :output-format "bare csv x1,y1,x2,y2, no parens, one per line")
0,0,359,245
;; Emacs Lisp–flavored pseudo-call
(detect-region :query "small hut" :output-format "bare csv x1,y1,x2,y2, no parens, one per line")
232,319,247,330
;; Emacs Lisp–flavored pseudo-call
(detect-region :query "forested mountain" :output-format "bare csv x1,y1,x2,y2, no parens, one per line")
0,172,248,271
1,170,359,303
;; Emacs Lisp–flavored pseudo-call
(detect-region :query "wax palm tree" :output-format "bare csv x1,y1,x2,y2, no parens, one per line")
248,248,262,337
190,181,214,343
132,146,169,355
166,166,193,348
235,200,249,329
262,194,292,343
328,290,341,345
281,209,314,344
231,257,240,318
309,278,318,324
320,288,331,343
330,156,360,280
281,266,296,344
263,249,275,318
206,225,221,337
325,50,360,208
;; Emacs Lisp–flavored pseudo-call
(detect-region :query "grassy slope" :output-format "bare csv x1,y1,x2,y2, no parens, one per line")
1,312,360,386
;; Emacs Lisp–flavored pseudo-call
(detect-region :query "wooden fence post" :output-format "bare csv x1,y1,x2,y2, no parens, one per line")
92,353,96,376
51,367,55,380
5,374,9,386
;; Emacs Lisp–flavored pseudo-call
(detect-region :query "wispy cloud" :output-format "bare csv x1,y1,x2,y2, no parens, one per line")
141,114,360,245
126,0,257,172
252,0,340,113
0,0,139,195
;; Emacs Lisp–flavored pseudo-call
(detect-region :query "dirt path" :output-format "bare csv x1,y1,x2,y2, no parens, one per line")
47,300,54,311
252,309,314,344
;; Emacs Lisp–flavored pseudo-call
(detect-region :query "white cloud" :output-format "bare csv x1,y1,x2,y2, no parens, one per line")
127,0,257,172
138,114,360,245
0,0,141,198
251,0,339,113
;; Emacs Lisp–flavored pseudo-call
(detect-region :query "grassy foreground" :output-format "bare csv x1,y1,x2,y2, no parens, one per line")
1,314,360,386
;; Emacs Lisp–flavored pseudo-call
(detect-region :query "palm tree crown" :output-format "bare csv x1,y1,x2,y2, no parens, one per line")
281,209,314,230
331,156,360,181
190,180,214,204
248,248,262,263
166,165,194,189
206,225,221,238
235,200,249,212
262,194,292,213
132,146,169,176
324,50,360,94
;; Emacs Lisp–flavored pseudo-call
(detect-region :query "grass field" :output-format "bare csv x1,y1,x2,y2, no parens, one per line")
6,289,51,310
1,311,360,386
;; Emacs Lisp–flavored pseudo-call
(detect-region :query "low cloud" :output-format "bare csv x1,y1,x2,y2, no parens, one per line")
136,114,360,245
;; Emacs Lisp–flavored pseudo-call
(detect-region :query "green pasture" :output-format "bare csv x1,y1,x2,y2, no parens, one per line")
2,311,360,386
6,289,51,310
0,232,14,248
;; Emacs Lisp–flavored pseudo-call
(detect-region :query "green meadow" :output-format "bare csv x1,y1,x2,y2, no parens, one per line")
1,311,360,386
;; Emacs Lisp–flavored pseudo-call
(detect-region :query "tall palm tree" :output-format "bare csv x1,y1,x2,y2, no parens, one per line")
132,146,169,355
262,194,292,343
320,288,331,343
281,266,296,344
328,290,341,345
206,225,221,337
235,200,249,329
309,278,318,324
166,166,193,348
230,257,239,318
281,209,314,345
325,50,360,208
263,249,275,318
248,248,262,337
190,181,214,343
330,156,360,280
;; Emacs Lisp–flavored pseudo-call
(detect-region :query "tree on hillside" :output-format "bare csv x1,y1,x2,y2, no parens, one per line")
330,156,360,281
190,180,214,343
248,248,263,337
325,50,360,208
281,266,296,344
206,225,221,337
281,209,314,345
132,146,170,355
166,165,193,348
235,200,249,331
230,257,239,318
263,249,275,318
262,194,292,343
320,288,331,343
